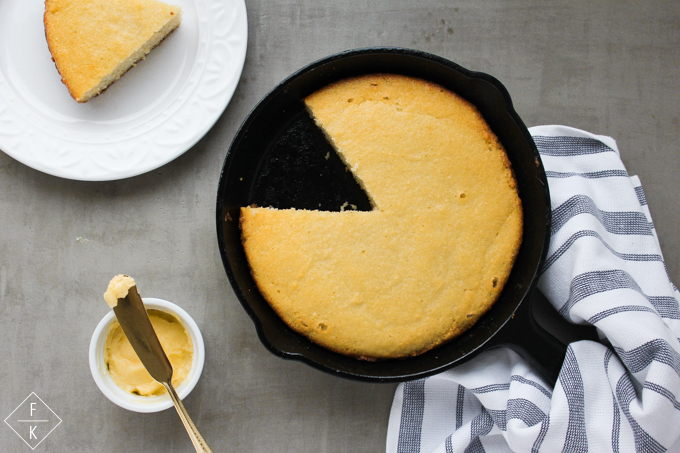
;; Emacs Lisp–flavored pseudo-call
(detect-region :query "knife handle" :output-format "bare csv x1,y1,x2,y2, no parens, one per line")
164,382,214,453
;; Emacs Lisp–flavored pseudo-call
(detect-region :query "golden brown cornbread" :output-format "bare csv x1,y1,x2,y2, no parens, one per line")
240,74,523,360
44,0,182,103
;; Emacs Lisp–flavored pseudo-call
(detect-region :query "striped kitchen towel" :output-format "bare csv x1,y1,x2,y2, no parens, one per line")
385,125,680,453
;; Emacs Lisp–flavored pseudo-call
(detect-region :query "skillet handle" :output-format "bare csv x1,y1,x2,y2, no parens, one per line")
487,289,597,386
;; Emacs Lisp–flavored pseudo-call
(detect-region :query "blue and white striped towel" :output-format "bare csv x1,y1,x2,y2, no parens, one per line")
386,125,680,453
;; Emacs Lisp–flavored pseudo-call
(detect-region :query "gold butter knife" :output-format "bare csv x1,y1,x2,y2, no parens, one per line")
107,277,213,453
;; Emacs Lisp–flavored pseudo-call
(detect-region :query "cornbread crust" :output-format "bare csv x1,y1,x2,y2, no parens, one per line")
241,74,523,360
44,0,182,103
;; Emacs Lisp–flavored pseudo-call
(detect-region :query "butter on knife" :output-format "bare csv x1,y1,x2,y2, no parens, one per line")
103,274,136,308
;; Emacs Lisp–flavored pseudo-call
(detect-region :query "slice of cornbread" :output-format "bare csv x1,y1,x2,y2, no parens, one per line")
44,0,182,103
241,74,523,360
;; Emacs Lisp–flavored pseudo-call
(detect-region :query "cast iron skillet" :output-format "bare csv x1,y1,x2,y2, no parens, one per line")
217,47,565,384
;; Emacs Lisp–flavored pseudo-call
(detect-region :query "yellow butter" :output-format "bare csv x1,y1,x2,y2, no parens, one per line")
104,310,193,396
103,274,136,308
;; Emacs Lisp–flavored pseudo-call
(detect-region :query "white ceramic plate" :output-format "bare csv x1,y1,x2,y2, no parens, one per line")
0,0,247,181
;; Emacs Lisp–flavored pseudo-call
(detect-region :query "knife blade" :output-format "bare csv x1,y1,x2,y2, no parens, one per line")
112,285,173,384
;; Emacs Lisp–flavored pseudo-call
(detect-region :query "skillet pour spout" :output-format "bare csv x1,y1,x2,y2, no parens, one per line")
217,47,581,383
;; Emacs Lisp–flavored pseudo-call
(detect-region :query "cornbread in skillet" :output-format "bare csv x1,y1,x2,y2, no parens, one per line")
240,74,523,360
44,0,182,103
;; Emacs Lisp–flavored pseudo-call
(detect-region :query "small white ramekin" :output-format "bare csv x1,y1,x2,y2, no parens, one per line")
89,297,205,413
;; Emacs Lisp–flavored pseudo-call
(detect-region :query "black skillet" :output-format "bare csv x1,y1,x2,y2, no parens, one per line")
217,47,570,384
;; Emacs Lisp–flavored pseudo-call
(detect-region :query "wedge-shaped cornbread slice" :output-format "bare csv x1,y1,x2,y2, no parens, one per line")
44,0,182,103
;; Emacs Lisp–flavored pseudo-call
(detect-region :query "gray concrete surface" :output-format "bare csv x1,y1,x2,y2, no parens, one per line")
1,0,679,452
